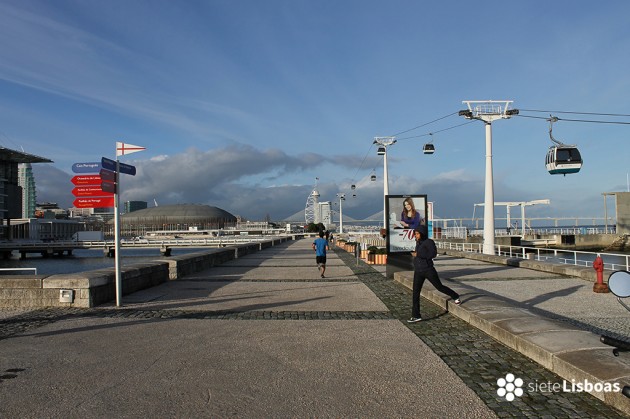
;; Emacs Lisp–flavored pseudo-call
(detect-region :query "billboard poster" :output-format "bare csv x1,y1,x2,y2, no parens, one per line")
427,201,434,238
385,195,428,253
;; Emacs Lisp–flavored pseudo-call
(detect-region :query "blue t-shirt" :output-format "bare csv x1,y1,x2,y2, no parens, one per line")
313,238,328,257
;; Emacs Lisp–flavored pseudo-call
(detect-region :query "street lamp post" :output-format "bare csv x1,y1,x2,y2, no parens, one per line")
337,193,346,234
373,137,397,228
460,101,518,255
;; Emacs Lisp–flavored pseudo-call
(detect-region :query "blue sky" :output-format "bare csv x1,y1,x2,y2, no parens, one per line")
1,0,629,224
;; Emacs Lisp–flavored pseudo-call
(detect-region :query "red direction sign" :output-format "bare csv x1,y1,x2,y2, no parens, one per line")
72,186,113,197
73,197,115,208
71,175,101,186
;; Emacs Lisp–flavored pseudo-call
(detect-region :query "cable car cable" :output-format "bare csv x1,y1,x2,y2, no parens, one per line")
396,121,475,140
519,109,630,118
516,114,630,125
389,111,459,137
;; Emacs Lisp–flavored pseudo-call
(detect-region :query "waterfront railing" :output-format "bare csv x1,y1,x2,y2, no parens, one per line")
436,241,630,271
0,268,37,275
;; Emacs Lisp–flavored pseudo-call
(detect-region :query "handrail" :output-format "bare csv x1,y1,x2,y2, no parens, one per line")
0,236,289,250
436,241,630,271
0,268,37,275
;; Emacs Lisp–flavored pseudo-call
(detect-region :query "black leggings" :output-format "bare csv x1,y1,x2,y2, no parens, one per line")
411,267,459,318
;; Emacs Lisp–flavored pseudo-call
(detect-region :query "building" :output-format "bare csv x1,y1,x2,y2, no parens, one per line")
124,200,148,213
18,163,37,218
35,202,68,219
0,147,52,239
69,207,94,218
318,201,332,227
93,207,114,223
9,218,83,241
615,192,630,235
119,203,237,236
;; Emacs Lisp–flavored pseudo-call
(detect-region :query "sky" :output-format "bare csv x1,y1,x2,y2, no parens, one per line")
0,0,629,226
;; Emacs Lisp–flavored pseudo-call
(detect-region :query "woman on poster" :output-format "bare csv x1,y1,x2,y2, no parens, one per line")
400,197,423,230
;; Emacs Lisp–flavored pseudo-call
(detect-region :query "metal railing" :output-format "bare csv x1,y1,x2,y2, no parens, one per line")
442,227,617,238
0,268,37,275
436,241,630,271
0,235,290,250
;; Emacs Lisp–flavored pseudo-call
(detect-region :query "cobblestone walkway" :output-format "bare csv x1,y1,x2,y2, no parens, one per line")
333,248,628,418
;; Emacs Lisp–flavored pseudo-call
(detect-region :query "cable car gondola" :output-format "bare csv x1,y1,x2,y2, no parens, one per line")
376,146,386,155
545,116,582,175
351,184,356,190
370,169,377,182
546,145,582,175
423,143,435,154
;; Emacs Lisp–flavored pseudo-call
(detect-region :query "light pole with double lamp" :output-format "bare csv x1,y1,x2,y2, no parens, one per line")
336,193,346,234
373,136,396,229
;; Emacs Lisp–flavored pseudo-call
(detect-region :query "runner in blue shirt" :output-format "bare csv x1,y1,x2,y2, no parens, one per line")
312,231,329,278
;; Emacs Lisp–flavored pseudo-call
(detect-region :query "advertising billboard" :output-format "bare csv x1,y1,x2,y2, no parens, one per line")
385,194,428,253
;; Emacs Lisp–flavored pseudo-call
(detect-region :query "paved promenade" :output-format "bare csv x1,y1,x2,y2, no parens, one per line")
0,239,628,417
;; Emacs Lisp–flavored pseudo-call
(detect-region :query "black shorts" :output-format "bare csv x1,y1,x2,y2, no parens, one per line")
316,256,327,265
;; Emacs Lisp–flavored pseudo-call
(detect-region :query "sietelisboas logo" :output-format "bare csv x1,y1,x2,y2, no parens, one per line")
497,373,524,401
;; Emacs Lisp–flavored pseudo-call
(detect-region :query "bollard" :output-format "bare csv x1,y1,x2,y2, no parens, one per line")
593,254,609,293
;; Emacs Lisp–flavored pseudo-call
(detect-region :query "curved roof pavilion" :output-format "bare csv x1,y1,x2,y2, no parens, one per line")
121,204,237,230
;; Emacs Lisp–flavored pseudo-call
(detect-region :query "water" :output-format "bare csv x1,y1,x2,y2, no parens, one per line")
0,247,211,275
535,250,630,271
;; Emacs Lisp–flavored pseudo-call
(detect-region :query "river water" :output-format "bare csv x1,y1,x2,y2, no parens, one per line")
0,247,210,275
535,250,630,271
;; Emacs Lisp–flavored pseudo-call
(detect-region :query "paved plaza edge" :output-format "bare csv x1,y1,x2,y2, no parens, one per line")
0,239,628,417
393,250,630,415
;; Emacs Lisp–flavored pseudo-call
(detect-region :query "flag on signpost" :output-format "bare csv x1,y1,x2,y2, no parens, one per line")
116,142,146,156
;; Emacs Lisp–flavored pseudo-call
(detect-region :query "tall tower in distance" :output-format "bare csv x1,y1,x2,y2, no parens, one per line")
304,177,320,225
18,163,36,218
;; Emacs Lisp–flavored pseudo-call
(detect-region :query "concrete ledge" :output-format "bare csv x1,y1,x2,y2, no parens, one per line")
0,276,44,288
0,237,292,309
394,270,630,415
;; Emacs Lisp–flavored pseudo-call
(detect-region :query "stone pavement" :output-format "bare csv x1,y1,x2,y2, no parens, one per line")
0,239,628,418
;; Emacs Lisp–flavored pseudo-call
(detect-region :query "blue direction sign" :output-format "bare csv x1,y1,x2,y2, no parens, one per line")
99,168,116,182
72,162,102,174
101,180,117,194
101,157,136,176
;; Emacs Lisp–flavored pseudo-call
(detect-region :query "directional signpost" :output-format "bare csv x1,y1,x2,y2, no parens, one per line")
99,168,116,182
102,157,136,176
72,185,114,197
101,181,116,194
110,142,146,307
71,175,102,186
100,168,117,194
72,162,102,174
70,163,111,207
70,142,145,308
73,197,115,208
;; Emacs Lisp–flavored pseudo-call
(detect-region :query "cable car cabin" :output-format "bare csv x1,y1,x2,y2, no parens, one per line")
376,146,386,155
545,145,582,175
351,184,356,190
370,174,377,181
423,143,435,154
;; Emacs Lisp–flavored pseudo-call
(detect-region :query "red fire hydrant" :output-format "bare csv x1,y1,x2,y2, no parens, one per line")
593,254,609,293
